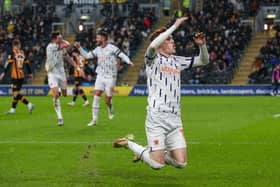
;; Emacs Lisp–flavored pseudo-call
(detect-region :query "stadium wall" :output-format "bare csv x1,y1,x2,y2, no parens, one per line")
0,85,274,96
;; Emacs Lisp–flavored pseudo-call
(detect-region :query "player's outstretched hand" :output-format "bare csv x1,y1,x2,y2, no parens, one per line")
174,17,188,28
73,42,81,49
193,32,206,45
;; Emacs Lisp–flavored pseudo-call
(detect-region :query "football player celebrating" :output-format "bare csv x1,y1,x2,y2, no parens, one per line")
45,32,77,126
74,29,134,126
113,17,209,170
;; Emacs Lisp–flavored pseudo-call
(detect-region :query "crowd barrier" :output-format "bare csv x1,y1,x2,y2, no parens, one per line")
0,85,274,96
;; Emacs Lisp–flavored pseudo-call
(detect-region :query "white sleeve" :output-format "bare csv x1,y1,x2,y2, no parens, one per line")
79,47,95,59
192,44,209,67
145,24,177,66
174,56,195,70
118,52,133,65
112,45,133,65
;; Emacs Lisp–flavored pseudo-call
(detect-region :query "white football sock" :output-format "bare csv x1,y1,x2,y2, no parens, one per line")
164,151,187,169
92,95,100,121
53,98,63,119
127,141,164,170
127,141,146,154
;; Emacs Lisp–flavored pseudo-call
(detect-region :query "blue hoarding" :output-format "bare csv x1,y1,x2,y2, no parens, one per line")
129,85,273,96
0,86,50,96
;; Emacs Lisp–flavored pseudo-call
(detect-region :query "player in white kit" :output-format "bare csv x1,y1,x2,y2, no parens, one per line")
45,32,78,126
113,17,209,169
74,29,133,126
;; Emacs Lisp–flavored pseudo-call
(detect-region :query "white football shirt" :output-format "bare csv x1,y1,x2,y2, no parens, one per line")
145,52,194,114
45,43,65,74
79,43,132,78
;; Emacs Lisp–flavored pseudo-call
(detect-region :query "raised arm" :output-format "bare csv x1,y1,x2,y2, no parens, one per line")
179,33,209,70
192,33,209,67
146,17,188,64
74,42,95,59
113,46,133,65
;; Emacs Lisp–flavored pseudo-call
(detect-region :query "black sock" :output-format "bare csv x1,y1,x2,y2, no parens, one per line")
80,89,87,101
12,97,18,108
73,89,79,102
17,94,29,105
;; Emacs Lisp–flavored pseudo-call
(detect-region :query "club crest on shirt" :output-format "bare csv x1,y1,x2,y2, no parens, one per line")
153,139,159,145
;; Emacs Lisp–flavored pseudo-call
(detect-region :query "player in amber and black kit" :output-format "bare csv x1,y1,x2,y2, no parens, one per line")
68,49,89,107
0,40,34,114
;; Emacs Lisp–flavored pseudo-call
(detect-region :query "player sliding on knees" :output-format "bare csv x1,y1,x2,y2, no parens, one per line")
74,29,133,127
113,17,209,170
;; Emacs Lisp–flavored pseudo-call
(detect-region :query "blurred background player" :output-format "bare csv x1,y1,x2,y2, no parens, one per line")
68,49,89,107
74,29,134,126
113,17,209,170
45,32,78,126
271,64,280,96
0,40,34,114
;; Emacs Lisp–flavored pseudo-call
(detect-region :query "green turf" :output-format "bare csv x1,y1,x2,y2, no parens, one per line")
0,96,280,187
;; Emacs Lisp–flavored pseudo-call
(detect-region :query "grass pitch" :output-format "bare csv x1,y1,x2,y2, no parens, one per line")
0,96,280,187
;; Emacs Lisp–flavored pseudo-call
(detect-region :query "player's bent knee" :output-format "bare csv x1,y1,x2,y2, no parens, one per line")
174,161,187,169
150,162,165,170
147,158,165,170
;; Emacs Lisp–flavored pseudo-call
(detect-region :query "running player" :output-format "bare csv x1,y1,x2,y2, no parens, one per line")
0,40,34,114
113,17,209,169
74,29,134,126
45,32,78,126
68,49,89,107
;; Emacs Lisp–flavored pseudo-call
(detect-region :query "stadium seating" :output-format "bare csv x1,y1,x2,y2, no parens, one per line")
248,26,280,84
0,4,59,84
137,0,252,84
72,6,156,85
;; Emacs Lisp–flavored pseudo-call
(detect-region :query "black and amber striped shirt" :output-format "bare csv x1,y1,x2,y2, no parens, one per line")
73,55,88,78
5,49,31,79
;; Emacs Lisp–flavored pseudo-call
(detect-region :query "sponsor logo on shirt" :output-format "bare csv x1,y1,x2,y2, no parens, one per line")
161,66,179,75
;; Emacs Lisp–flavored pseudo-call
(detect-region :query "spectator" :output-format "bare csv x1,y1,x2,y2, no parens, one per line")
138,0,252,84
271,64,280,96
75,3,156,86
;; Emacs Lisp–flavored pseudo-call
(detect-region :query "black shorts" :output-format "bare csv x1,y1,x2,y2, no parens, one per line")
12,78,24,92
74,77,83,87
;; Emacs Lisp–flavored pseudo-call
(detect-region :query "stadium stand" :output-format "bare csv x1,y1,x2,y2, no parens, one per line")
73,4,157,85
1,0,279,86
248,25,280,84
0,3,59,84
137,0,253,84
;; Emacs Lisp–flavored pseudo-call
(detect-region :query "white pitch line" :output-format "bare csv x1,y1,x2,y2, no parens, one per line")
0,141,276,145
273,113,280,118
0,141,112,145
